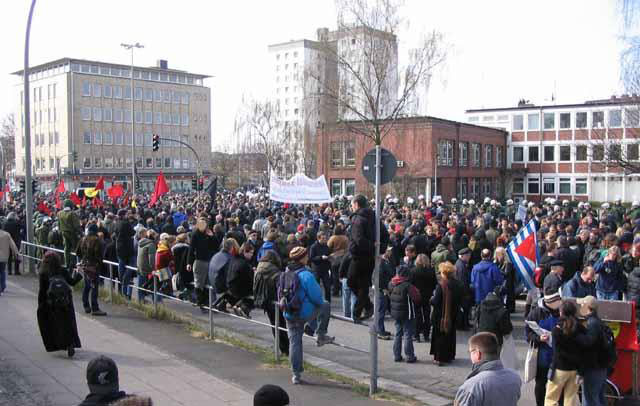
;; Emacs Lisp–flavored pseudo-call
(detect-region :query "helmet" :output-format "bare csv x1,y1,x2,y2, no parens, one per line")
615,195,622,202
602,202,610,209
418,194,425,200
528,202,535,208
468,199,475,205
521,200,528,206
506,199,514,205
490,199,497,206
562,200,569,206
407,197,415,205
392,197,399,204
553,205,560,212
462,199,468,205
484,197,491,204
585,202,591,208
633,200,640,208
451,198,458,204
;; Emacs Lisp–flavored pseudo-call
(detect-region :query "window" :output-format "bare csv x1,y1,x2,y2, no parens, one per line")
125,133,132,145
609,110,622,127
55,131,59,144
93,83,102,98
575,178,588,195
114,109,123,123
527,113,539,130
124,110,132,123
628,144,639,161
483,178,492,195
513,146,524,162
496,146,503,168
576,112,587,128
114,86,122,99
146,158,153,168
181,93,189,105
172,113,180,125
609,144,622,161
134,87,143,100
81,107,91,120
94,131,102,145
624,107,640,127
154,89,162,102
559,178,571,194
136,133,143,146
144,133,152,147
105,157,114,169
438,140,454,166
145,111,152,124
592,145,604,161
104,84,112,98
592,111,604,128
163,90,171,103
544,145,555,161
471,178,480,198
115,132,123,145
331,179,342,196
182,159,189,169
154,112,162,124
543,178,555,194
512,115,523,131
528,177,540,194
484,145,493,168
543,113,555,130
457,179,468,198
345,179,356,196
93,107,102,121
472,143,481,167
83,158,91,168
559,145,571,161
82,81,91,96
345,141,355,167
459,142,468,166
49,158,54,170
331,142,342,167
528,146,539,162
94,157,102,168
144,88,153,102
124,87,132,100
35,133,39,146
164,158,172,168
468,116,479,123
135,111,143,124
576,145,587,161
173,91,181,104
104,132,113,145
181,113,189,126
136,157,143,168
83,130,92,144
163,112,171,125
116,157,123,168
103,108,112,122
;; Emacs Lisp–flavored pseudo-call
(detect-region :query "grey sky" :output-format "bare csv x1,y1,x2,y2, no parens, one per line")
0,0,624,150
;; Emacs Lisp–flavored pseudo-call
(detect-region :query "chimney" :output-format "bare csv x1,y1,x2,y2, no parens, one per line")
157,59,168,70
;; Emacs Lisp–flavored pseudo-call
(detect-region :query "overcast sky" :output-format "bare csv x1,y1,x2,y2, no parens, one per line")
0,0,625,150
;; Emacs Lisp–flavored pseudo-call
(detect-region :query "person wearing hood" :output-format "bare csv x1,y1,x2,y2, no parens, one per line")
471,249,504,305
225,242,255,318
430,236,456,273
135,229,156,302
389,265,421,363
58,200,83,270
454,332,521,406
188,218,219,309
75,224,106,316
561,266,596,299
254,250,288,356
257,230,279,262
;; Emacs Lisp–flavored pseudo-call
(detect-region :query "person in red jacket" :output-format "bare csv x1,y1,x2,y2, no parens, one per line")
154,233,175,302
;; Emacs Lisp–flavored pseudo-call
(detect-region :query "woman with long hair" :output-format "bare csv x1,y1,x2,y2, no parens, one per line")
495,247,517,313
430,261,463,366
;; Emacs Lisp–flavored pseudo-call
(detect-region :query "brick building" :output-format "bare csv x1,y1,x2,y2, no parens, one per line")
316,117,508,202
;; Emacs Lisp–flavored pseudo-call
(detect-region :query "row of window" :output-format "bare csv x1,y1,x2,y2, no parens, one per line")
30,156,194,171
28,108,58,125
330,141,356,168
81,81,194,104
513,177,588,196
26,84,57,103
330,178,356,196
512,143,639,163
82,131,194,147
470,109,640,131
80,107,191,126
438,140,504,168
31,132,60,146
275,51,299,61
72,63,204,86
457,178,503,199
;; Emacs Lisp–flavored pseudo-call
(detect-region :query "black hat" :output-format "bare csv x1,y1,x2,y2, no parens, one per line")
86,356,119,395
254,384,290,406
440,236,450,246
458,247,471,256
549,259,565,268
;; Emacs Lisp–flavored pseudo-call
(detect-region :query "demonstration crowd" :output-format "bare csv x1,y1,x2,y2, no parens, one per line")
1,186,639,406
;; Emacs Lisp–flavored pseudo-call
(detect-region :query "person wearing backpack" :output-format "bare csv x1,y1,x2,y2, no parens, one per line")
279,246,334,384
254,250,288,356
576,295,615,406
389,265,421,363
37,251,82,358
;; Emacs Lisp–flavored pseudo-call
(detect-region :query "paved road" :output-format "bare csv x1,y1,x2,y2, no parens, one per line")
1,276,402,406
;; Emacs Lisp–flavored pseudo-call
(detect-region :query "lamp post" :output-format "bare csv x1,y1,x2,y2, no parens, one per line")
120,42,144,195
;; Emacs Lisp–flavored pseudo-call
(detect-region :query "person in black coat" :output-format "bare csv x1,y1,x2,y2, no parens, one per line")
455,248,473,330
114,210,135,298
430,261,463,365
411,254,437,342
37,251,82,357
309,232,332,300
3,212,22,275
226,242,255,318
555,236,579,284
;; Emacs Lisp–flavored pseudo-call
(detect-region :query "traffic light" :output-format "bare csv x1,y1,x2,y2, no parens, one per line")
152,134,160,152
19,180,25,192
72,151,78,162
191,178,197,190
135,179,141,191
31,179,38,194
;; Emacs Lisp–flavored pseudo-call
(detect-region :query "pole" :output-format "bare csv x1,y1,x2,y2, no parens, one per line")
153,274,158,314
208,286,214,339
121,43,144,194
23,0,37,274
369,144,381,396
434,152,438,199
109,264,114,303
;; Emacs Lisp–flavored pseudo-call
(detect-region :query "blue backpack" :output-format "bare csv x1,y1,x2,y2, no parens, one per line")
277,267,303,314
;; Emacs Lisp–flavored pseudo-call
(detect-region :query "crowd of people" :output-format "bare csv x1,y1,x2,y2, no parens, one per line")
1,187,639,405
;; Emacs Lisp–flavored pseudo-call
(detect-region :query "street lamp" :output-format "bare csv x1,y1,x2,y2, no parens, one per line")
120,42,144,195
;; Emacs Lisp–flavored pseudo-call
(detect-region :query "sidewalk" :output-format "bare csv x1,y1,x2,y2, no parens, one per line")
1,276,402,406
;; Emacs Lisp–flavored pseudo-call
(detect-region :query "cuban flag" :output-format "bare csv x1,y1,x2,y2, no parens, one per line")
506,219,539,290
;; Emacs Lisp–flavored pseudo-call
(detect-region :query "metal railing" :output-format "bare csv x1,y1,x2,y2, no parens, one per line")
20,241,368,367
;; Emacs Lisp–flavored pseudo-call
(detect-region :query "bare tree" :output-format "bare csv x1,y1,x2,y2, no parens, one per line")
309,0,446,146
0,113,16,171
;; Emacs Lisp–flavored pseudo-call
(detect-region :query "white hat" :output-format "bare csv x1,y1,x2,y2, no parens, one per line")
392,197,399,204
506,199,514,205
484,197,491,204
578,201,585,208
490,199,497,206
585,202,591,208
562,200,569,206
462,199,468,205
602,202,610,209
418,194,425,200
469,199,475,205
521,200,528,206
386,194,392,200
554,205,560,212
549,198,556,205
528,202,535,208
407,197,415,204
633,201,640,208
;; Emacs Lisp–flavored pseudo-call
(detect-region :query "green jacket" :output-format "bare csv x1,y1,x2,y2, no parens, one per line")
431,244,456,271
57,209,81,241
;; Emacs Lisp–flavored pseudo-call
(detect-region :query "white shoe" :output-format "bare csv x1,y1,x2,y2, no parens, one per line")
292,375,301,385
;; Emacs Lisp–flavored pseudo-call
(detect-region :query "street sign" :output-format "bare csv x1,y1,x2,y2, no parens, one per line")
361,148,397,185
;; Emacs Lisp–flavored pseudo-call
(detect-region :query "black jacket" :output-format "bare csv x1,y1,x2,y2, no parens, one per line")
349,207,388,258
552,323,587,372
188,229,219,264
388,276,420,320
309,242,331,274
627,265,640,307
575,314,607,370
77,392,129,406
476,293,512,346
226,256,254,299
114,219,135,258
556,247,580,283
410,266,437,304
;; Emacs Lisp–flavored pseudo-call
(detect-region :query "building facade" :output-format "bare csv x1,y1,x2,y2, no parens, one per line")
316,117,507,202
12,58,211,193
466,96,640,203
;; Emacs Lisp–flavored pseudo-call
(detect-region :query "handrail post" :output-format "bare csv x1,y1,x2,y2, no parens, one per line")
109,264,114,302
153,274,158,315
208,286,214,340
274,301,280,363
633,350,639,399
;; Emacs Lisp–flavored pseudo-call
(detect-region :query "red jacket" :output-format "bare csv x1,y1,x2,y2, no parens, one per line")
155,243,175,273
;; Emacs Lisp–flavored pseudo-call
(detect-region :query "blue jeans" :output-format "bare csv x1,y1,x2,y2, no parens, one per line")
375,292,388,334
137,274,147,302
596,290,619,301
393,318,416,361
582,367,607,406
0,262,6,293
118,255,132,298
286,301,331,378
82,275,99,311
341,279,356,319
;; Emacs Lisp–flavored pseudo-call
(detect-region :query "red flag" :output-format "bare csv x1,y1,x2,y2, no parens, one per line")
93,196,104,208
55,195,62,210
122,194,130,208
107,184,124,199
70,192,82,206
3,184,11,202
55,179,66,195
149,172,169,207
95,176,105,191
82,195,87,207
37,201,51,216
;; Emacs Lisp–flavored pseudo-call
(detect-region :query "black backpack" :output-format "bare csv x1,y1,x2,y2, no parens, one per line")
601,323,618,372
277,268,303,314
47,276,72,309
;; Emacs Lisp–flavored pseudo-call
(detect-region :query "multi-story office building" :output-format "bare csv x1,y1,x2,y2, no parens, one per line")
268,26,398,178
466,96,640,202
12,58,211,192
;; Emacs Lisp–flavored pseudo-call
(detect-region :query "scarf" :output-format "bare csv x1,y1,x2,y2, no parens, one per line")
440,278,453,334
157,241,169,253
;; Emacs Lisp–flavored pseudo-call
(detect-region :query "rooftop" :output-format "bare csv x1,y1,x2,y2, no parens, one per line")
466,95,640,113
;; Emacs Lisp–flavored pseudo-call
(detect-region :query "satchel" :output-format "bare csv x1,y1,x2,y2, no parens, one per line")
76,262,98,281
524,342,538,383
154,267,171,282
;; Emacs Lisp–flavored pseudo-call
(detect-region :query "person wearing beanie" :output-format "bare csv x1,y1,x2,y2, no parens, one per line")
281,245,334,384
253,384,289,406
78,355,129,406
76,223,106,316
